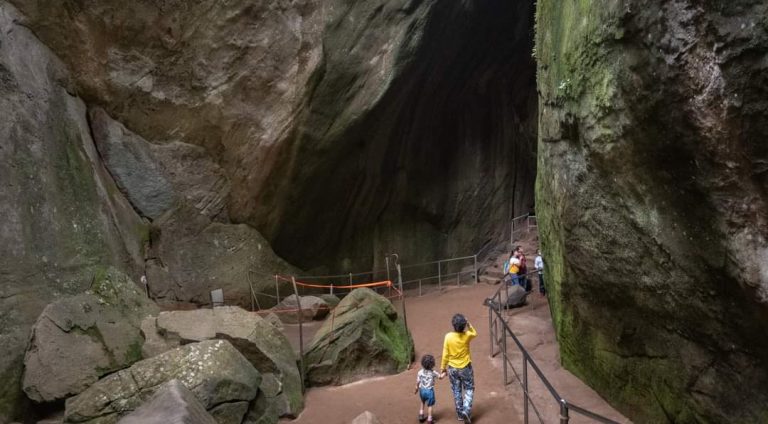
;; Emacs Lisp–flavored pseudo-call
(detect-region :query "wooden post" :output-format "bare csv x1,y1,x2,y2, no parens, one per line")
291,276,305,392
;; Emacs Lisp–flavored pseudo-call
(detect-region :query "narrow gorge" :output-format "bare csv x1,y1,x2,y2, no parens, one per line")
0,0,766,423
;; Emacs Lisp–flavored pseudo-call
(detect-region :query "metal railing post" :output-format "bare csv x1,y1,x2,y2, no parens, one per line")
291,276,305,392
488,306,494,357
560,399,570,424
523,356,529,424
418,279,422,297
348,272,353,287
501,321,508,385
473,254,478,284
274,275,280,304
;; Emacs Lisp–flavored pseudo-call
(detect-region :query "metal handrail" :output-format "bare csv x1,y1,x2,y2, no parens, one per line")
487,284,620,424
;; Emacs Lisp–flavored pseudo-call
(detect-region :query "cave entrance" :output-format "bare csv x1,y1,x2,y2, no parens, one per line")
271,1,539,272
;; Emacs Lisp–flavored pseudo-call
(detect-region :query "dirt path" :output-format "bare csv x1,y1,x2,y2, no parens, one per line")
283,233,630,424
285,284,521,423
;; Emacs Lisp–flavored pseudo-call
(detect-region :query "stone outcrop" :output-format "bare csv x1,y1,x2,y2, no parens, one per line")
7,0,538,273
0,3,147,420
64,340,260,424
351,411,383,424
88,108,298,308
117,380,216,424
89,107,230,221
304,288,413,386
22,268,159,403
271,295,330,324
536,0,768,422
145,204,300,307
140,307,302,421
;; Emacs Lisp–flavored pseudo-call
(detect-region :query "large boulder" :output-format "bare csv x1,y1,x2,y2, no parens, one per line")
536,0,768,422
117,380,216,424
304,288,413,386
271,295,330,324
0,3,147,420
140,307,302,421
23,268,159,403
145,203,300,307
64,340,260,424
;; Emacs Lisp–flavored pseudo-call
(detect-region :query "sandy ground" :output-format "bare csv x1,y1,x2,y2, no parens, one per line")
282,233,631,424
284,284,521,424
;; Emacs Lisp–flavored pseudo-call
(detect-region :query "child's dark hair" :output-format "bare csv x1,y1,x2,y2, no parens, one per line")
421,354,436,370
452,313,467,332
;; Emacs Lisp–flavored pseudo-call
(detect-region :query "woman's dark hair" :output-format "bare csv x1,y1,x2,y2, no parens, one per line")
421,354,436,370
452,313,467,332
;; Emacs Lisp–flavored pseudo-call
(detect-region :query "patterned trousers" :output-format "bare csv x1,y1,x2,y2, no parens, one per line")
448,364,474,417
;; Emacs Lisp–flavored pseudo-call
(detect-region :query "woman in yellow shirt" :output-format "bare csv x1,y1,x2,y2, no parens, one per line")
440,314,477,422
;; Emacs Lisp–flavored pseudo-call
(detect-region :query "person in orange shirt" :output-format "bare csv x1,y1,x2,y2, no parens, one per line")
439,313,477,423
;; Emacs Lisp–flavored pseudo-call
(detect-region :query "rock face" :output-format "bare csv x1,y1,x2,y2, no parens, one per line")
7,0,538,272
64,340,260,424
145,204,300,307
536,0,768,422
89,107,230,222
0,3,147,421
140,307,303,421
271,295,330,324
117,380,217,424
304,288,413,386
22,268,159,403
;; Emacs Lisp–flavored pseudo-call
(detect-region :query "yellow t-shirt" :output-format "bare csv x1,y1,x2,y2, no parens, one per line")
441,325,477,370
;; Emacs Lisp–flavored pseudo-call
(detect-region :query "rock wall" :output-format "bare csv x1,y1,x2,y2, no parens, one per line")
0,3,146,420
7,0,538,271
536,0,768,422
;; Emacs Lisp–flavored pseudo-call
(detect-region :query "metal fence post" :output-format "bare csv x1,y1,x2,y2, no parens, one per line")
274,275,280,304
418,279,422,297
291,276,305,392
560,399,570,424
523,356,529,424
501,321,508,385
488,307,494,357
473,254,478,284
348,272,352,287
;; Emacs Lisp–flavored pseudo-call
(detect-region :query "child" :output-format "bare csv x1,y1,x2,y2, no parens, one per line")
415,353,442,423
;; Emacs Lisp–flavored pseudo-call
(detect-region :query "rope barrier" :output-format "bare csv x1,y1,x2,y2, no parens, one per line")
274,275,394,290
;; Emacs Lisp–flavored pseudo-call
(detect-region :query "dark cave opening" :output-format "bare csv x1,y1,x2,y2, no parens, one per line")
268,0,539,272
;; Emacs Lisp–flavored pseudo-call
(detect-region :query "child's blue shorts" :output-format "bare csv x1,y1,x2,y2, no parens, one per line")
419,387,436,406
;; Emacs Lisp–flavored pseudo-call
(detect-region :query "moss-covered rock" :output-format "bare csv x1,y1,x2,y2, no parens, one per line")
64,340,260,424
304,288,413,386
0,3,146,420
140,306,303,421
536,0,768,422
22,267,159,403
